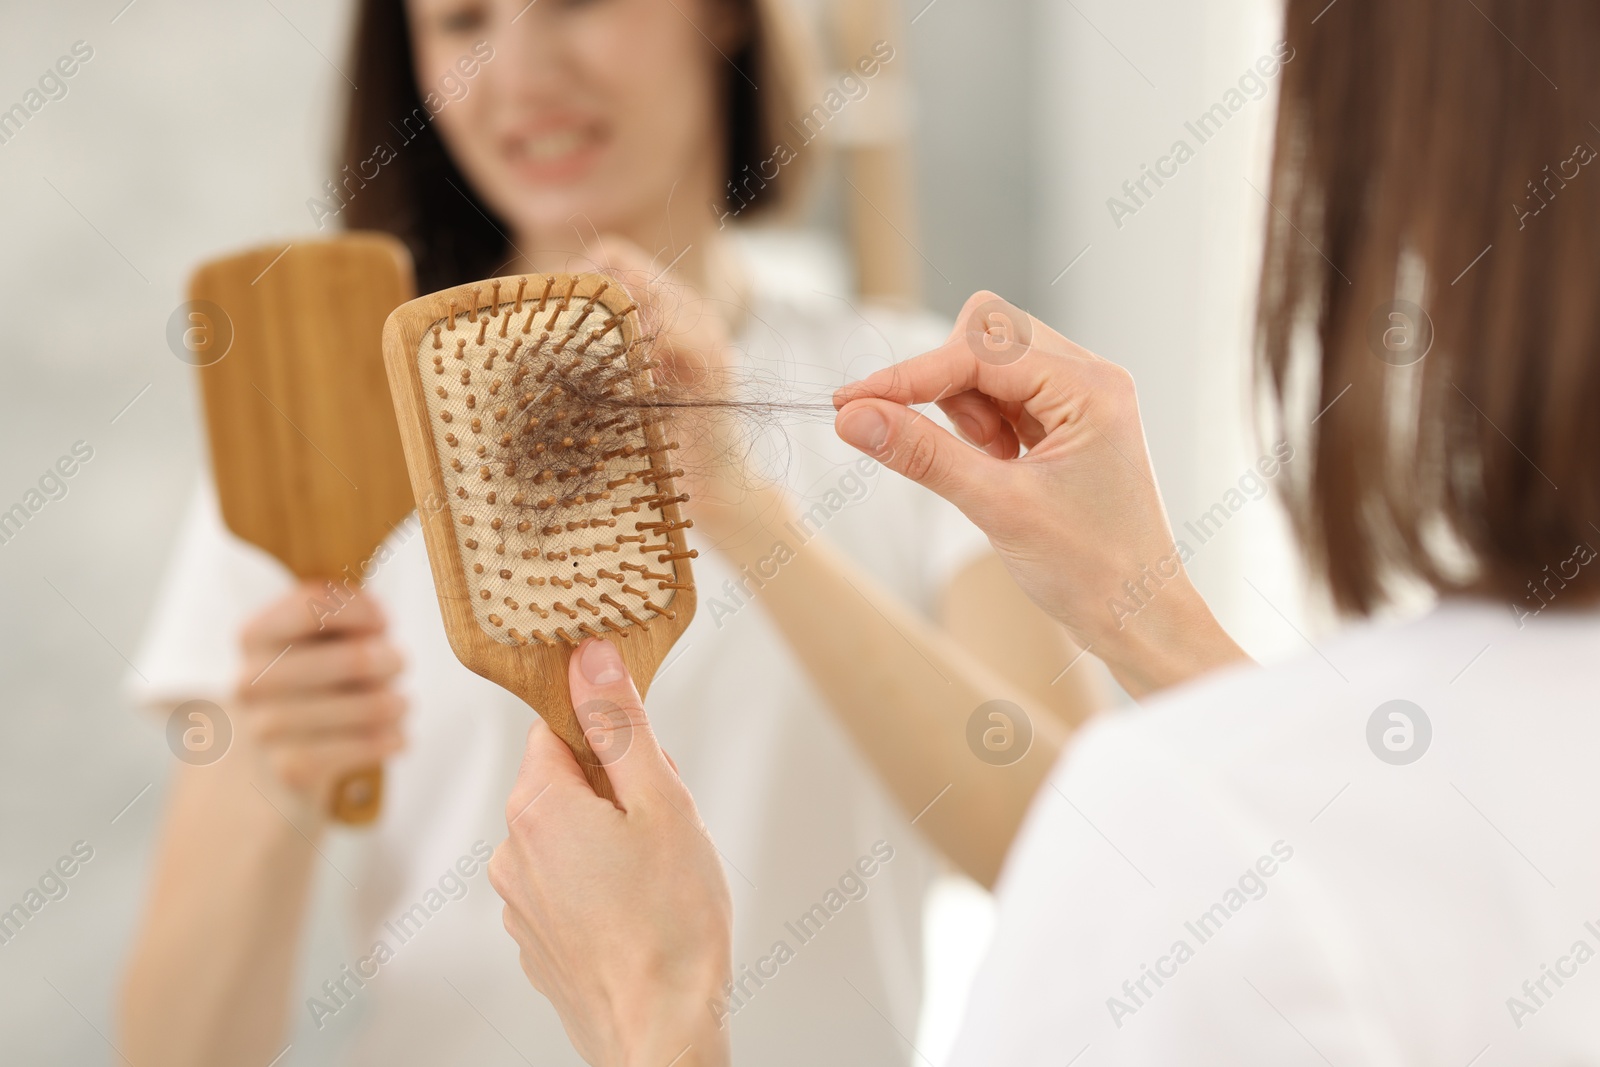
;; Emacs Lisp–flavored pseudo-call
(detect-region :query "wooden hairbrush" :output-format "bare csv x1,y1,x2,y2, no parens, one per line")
190,233,416,825
382,273,697,800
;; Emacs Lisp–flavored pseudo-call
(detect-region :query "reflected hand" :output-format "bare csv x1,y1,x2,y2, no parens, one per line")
587,237,773,536
234,581,407,819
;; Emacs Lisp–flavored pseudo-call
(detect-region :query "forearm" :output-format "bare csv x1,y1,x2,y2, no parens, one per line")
699,490,1063,885
940,552,1105,731
121,746,320,1066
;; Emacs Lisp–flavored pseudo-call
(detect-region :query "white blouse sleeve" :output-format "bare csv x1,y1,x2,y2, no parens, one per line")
129,481,293,710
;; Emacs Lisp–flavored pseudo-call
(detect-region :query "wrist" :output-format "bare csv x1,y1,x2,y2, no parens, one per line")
232,735,333,834
620,1023,730,1067
616,984,732,1067
1090,575,1249,698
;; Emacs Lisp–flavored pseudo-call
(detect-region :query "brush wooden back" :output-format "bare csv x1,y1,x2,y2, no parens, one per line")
190,233,417,824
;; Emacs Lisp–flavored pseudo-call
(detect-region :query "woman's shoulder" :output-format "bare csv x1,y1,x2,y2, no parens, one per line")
1095,600,1514,727
1048,597,1600,825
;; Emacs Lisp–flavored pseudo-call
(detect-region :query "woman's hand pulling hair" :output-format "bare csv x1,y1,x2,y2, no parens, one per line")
488,638,733,1067
834,292,1248,697
585,237,782,541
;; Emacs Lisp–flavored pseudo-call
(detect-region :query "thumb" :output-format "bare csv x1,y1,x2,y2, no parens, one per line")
567,638,673,806
835,398,997,513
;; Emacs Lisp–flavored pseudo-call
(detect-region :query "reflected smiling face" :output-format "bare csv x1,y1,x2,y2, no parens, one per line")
406,0,744,247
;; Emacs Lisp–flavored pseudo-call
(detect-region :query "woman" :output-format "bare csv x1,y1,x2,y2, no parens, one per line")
489,0,1600,1063
120,1,1104,1065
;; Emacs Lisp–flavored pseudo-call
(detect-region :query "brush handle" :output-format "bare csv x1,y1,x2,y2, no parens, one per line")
510,662,617,803
321,574,387,826
331,767,385,824
582,760,616,801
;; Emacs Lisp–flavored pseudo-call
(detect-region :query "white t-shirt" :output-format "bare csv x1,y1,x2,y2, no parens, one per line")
950,598,1600,1065
134,248,989,1067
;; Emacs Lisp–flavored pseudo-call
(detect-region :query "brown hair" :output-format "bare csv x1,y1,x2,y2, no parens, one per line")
339,0,814,293
1257,0,1600,615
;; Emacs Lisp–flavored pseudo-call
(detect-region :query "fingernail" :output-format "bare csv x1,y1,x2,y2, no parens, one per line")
579,639,625,685
951,412,983,443
838,407,890,454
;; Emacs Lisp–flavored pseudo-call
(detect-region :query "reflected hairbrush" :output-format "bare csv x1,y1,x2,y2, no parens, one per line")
191,233,416,825
383,273,697,799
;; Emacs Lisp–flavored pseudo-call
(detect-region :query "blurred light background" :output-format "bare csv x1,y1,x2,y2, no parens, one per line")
0,0,1307,1062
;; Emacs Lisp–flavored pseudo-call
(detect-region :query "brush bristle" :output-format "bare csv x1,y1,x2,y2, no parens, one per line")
416,275,695,646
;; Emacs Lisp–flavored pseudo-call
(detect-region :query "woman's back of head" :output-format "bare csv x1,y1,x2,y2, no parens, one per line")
1259,0,1600,617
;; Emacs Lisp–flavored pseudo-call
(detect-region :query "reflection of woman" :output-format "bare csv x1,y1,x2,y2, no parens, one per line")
489,1,1600,1064
120,1,1107,1065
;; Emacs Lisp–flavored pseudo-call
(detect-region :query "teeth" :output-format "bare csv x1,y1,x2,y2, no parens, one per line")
519,131,588,162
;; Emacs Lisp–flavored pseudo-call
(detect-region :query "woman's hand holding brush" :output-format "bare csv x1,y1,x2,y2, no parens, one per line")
834,292,1249,698
234,581,409,821
490,639,732,1067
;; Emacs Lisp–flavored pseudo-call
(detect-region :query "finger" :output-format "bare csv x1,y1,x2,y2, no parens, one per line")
942,289,1089,364
264,729,405,797
833,294,1097,411
506,719,591,825
243,582,387,649
496,901,541,975
241,637,404,698
997,398,1051,451
836,337,1113,456
498,899,548,968
835,398,1011,515
584,237,727,382
834,331,1062,409
584,235,683,317
248,688,406,742
488,858,553,990
567,638,676,807
835,290,1019,409
587,235,658,278
937,390,1021,460
835,335,980,410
